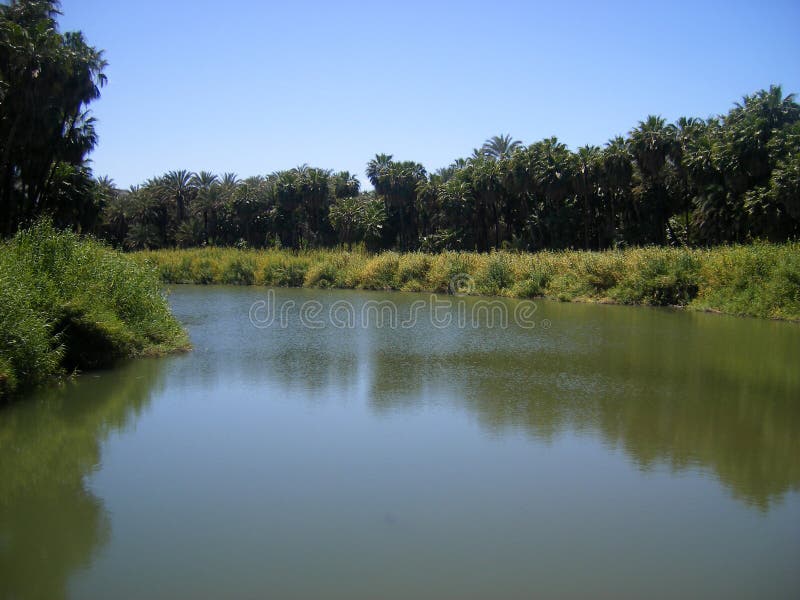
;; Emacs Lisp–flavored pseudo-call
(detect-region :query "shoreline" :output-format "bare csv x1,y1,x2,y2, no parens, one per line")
137,243,800,322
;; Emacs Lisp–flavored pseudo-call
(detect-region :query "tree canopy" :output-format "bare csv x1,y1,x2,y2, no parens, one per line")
94,86,800,252
0,0,106,234
0,3,797,251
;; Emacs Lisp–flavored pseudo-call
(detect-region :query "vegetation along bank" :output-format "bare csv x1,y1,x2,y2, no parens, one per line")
138,243,800,321
0,221,189,401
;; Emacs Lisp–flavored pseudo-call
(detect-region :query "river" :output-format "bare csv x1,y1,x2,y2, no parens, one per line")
1,286,798,599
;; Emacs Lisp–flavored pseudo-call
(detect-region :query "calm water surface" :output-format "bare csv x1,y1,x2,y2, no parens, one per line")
1,286,799,599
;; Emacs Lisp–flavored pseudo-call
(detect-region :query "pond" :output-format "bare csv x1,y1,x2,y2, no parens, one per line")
1,286,799,599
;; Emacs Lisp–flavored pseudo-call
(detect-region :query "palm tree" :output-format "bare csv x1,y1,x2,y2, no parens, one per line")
0,0,107,233
367,154,426,249
575,145,603,249
220,172,239,189
629,116,676,178
158,169,196,224
602,136,633,243
297,167,332,245
328,196,361,249
330,171,360,199
189,171,219,243
468,155,507,249
629,116,678,243
482,134,522,160
366,154,393,188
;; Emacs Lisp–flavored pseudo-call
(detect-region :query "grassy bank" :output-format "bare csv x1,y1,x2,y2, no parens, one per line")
135,242,800,321
0,221,189,400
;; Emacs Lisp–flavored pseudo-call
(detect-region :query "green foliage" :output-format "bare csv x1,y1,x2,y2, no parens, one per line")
304,261,341,288
360,253,400,290
397,253,431,290
0,220,188,399
613,251,701,306
694,243,800,319
220,257,255,285
476,253,514,295
0,0,107,233
262,257,308,287
510,274,550,298
79,85,800,254
329,193,387,249
137,243,800,321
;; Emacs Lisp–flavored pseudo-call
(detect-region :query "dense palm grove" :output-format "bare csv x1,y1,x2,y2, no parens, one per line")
96,87,800,252
2,2,799,251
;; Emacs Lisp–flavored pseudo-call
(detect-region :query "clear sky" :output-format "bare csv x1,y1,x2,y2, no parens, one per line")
59,0,800,189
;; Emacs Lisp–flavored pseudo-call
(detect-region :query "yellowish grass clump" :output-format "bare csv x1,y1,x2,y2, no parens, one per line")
134,242,800,320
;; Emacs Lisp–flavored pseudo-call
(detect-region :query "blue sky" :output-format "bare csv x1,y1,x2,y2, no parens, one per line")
60,0,800,188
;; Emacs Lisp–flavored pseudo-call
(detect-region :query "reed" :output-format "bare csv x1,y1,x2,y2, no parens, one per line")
135,242,800,321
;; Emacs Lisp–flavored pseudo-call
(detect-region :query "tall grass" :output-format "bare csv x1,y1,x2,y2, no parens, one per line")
0,221,189,400
136,242,800,321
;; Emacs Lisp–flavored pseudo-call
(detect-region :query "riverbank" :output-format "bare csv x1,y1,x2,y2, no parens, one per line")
0,222,189,400
136,243,800,321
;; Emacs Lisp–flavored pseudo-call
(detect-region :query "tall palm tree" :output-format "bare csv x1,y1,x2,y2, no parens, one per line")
366,154,393,189
468,155,507,249
575,145,603,249
189,171,219,243
482,134,523,160
220,172,239,189
330,171,360,199
629,116,678,243
367,154,426,249
0,0,107,233
602,136,634,243
629,116,676,179
158,169,196,223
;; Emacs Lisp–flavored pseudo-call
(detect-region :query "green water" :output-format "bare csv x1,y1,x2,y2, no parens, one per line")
1,286,799,599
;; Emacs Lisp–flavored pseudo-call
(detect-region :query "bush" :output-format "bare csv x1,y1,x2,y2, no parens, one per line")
304,261,340,288
428,252,479,293
614,251,701,306
476,253,514,295
360,253,399,289
397,253,431,285
220,257,256,285
0,220,188,400
263,258,308,287
694,243,800,318
510,273,551,298
195,258,216,284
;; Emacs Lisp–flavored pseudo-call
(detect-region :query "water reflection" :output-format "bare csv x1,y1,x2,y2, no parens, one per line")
222,288,800,510
1,286,797,599
369,305,799,509
0,360,164,600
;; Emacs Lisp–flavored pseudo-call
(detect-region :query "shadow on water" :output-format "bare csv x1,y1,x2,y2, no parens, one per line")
0,359,166,600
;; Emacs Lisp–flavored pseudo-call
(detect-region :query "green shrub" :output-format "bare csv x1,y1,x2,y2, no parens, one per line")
614,252,701,306
510,273,551,298
428,252,479,293
477,253,514,295
195,259,215,284
582,254,623,293
360,253,399,289
397,253,431,285
0,220,188,400
221,258,256,285
304,261,340,288
693,243,800,318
